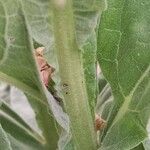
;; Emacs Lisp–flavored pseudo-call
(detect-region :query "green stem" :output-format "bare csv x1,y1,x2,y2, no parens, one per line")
52,0,97,149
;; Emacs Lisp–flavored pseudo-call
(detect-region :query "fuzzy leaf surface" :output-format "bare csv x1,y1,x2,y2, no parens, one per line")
97,0,150,149
0,124,12,150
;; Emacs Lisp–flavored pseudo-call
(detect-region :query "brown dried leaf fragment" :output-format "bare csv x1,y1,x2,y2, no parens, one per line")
35,47,55,87
95,114,106,131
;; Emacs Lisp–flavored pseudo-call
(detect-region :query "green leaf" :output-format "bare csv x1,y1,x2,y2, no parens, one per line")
143,138,150,150
0,124,12,150
96,83,114,142
57,130,74,150
25,94,59,145
131,143,145,150
0,101,45,150
21,0,107,49
82,32,97,116
76,0,107,117
131,138,150,150
97,0,150,149
98,72,108,93
73,0,107,46
7,134,43,150
63,140,75,150
0,0,46,106
0,0,67,149
96,83,112,113
28,87,69,147
0,101,39,133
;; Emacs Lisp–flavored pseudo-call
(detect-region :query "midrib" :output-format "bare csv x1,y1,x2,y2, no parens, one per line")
111,64,150,126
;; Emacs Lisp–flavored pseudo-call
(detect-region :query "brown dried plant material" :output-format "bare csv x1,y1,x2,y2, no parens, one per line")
35,47,55,87
95,114,106,131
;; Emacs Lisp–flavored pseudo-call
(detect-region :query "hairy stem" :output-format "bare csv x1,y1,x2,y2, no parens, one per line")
52,0,97,149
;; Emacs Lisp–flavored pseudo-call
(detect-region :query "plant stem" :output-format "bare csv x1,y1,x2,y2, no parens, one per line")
52,0,97,149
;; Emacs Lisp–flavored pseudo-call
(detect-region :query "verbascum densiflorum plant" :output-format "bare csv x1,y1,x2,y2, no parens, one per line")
0,0,150,150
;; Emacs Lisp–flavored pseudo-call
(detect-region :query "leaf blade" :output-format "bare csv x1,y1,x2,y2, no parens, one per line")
97,0,150,149
0,1,60,148
0,124,12,150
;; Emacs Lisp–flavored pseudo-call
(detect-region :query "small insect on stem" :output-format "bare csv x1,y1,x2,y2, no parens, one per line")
35,47,55,87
